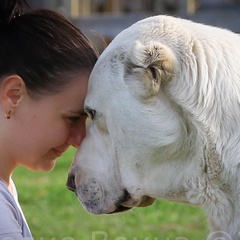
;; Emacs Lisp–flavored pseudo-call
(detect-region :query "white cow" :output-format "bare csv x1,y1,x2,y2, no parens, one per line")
67,15,240,239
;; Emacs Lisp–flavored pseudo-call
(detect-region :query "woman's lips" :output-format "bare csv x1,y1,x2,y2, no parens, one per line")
53,145,69,156
52,148,67,157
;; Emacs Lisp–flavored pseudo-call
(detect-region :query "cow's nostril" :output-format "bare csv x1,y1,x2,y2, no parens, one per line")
66,174,76,192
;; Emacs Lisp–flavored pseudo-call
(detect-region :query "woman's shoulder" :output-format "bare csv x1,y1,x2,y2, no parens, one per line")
0,179,22,233
0,179,14,200
0,179,21,219
0,179,32,238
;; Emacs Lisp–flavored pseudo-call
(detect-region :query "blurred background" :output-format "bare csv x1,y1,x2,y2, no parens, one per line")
27,0,240,52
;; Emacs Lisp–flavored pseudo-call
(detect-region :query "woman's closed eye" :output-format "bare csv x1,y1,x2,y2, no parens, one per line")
67,114,87,124
68,116,81,123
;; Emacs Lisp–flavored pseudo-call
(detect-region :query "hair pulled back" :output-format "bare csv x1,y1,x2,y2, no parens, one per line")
0,0,29,24
0,0,98,97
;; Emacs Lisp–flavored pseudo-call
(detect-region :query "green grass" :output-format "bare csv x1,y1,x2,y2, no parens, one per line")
13,147,208,240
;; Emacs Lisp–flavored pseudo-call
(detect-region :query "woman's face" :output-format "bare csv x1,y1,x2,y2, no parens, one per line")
9,74,89,171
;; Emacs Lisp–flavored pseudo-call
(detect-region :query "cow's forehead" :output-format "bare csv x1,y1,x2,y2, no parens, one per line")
85,50,126,110
85,15,171,108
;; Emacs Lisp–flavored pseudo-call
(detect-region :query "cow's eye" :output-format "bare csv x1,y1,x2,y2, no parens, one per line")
85,109,96,120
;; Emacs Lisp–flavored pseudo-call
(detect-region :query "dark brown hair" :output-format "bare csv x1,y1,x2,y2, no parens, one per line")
0,0,98,97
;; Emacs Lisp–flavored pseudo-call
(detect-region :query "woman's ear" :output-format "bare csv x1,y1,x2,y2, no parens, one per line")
0,75,26,113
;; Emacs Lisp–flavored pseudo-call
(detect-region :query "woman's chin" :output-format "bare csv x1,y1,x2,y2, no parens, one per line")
27,159,57,172
41,159,57,172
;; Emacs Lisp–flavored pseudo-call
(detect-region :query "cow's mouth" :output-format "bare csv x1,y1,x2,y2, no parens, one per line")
108,189,133,214
109,191,156,214
108,205,132,214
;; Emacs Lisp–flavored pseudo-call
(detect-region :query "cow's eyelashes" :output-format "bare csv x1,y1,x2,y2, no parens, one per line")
85,109,96,120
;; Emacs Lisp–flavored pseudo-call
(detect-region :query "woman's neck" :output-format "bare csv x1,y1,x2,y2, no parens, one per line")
0,156,15,187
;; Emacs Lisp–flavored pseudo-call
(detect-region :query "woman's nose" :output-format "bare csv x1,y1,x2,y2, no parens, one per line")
67,123,86,148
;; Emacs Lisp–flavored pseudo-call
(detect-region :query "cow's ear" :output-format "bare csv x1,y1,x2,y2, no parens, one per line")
125,41,176,98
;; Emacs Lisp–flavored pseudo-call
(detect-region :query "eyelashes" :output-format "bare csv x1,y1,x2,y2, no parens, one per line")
85,109,96,120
